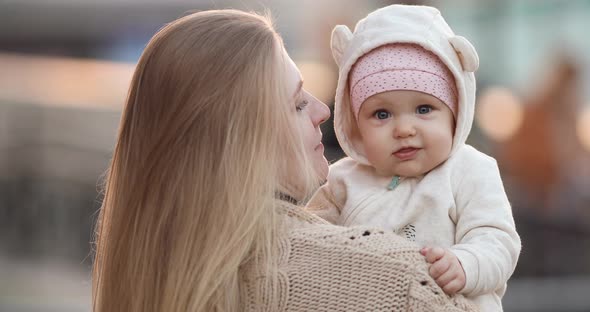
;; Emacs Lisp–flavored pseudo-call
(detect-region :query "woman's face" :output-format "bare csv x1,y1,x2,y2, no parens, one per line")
284,51,331,181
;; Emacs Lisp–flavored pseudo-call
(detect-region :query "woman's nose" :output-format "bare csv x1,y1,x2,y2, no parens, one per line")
311,97,331,127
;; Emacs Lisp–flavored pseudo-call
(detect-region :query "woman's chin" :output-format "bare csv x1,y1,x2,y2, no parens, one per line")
315,156,329,182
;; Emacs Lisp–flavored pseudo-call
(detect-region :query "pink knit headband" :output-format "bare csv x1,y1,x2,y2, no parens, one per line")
349,43,458,119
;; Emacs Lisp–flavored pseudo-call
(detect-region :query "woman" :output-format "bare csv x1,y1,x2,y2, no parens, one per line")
92,9,477,311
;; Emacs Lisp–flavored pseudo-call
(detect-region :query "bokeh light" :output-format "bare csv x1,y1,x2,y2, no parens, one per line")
296,61,337,105
0,53,133,109
476,86,524,142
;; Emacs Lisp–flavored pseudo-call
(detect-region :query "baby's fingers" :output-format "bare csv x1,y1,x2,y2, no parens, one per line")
442,278,464,295
421,246,445,264
429,256,451,279
435,268,456,288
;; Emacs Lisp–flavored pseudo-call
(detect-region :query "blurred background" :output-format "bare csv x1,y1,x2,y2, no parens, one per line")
1,0,589,311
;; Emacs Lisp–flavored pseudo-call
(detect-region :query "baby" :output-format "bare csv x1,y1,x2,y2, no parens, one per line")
308,5,521,312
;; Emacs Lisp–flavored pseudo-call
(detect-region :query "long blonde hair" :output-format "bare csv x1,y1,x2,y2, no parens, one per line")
93,10,319,312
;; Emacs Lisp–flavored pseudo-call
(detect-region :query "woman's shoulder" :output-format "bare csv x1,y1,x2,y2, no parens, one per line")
283,204,422,261
290,222,424,262
277,207,478,311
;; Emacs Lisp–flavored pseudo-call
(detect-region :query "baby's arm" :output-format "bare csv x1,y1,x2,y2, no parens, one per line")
449,153,521,297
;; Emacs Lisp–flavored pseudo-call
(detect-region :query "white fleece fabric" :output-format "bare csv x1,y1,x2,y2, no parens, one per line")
308,5,521,312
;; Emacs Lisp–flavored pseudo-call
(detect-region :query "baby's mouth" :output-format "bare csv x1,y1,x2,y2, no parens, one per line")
393,147,420,160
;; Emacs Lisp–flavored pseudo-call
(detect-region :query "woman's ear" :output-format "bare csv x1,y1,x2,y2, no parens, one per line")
331,25,353,66
449,36,479,72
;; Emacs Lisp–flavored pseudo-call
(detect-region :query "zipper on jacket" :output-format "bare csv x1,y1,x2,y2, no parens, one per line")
387,176,401,190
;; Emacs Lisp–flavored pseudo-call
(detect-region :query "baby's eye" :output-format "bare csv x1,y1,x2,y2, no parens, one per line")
374,110,391,120
296,99,309,112
416,105,433,114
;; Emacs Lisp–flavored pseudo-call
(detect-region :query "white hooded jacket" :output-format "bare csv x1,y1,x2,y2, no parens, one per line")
307,5,521,312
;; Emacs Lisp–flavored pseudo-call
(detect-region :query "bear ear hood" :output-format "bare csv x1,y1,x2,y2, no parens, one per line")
331,5,479,165
331,25,353,67
449,36,479,72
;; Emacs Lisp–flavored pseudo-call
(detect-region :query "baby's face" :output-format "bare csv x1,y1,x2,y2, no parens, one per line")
357,90,454,177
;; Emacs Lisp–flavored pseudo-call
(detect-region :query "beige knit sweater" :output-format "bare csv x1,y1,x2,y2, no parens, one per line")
239,203,478,311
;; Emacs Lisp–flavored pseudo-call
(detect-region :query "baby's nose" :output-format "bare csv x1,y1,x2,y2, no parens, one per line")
393,118,416,138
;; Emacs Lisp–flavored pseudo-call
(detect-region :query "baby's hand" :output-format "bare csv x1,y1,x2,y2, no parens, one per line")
420,247,466,295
